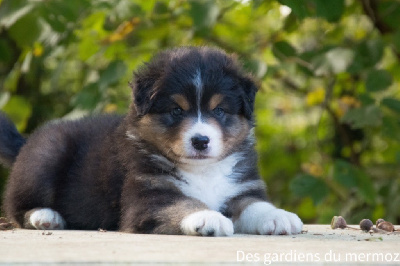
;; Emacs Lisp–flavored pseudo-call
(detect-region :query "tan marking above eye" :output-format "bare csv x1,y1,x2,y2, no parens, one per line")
171,94,190,111
209,94,224,110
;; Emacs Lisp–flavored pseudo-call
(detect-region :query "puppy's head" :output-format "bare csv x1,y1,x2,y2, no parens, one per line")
129,47,257,165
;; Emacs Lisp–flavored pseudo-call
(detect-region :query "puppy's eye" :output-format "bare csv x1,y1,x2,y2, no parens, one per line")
171,107,183,117
213,107,225,117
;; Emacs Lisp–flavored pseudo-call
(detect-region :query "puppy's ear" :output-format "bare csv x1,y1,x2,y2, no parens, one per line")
240,76,258,121
129,76,156,116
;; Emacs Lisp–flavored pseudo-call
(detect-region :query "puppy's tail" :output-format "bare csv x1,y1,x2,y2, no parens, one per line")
0,112,26,168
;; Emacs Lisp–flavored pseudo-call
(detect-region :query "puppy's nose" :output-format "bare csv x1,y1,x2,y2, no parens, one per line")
191,135,210,151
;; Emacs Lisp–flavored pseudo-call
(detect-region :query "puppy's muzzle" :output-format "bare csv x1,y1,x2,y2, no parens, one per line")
191,134,210,151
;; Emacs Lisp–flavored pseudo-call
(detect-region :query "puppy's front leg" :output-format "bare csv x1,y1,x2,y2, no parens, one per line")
227,197,303,235
120,183,233,236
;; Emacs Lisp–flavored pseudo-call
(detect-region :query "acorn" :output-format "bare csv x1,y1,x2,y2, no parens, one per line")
331,216,347,229
376,218,385,226
377,221,394,232
360,219,373,231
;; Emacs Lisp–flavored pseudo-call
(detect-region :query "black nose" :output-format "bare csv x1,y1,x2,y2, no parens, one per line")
191,135,210,151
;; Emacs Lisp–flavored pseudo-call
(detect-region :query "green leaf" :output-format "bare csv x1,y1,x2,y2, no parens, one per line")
39,0,90,29
333,160,376,204
272,41,296,60
381,98,400,114
355,170,376,205
71,83,102,110
382,116,400,141
3,64,21,92
153,1,169,15
365,69,392,92
278,0,310,19
341,105,382,129
325,48,354,73
39,4,67,32
243,58,267,79
0,39,13,63
378,1,400,31
0,0,34,28
348,39,384,73
189,0,219,32
282,12,298,33
333,160,357,188
8,12,42,47
297,197,317,220
312,47,354,76
0,92,10,109
78,37,101,61
314,0,344,22
290,174,329,204
98,60,127,91
1,95,32,131
279,0,344,22
77,11,106,61
393,30,400,53
359,94,375,105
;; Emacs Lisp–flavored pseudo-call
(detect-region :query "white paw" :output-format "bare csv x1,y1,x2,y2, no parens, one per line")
234,202,303,235
181,210,234,237
29,208,66,230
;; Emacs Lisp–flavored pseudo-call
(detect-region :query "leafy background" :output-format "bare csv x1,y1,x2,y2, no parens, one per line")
0,0,399,224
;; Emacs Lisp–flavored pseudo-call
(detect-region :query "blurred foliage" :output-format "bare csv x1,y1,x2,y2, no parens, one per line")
0,0,400,224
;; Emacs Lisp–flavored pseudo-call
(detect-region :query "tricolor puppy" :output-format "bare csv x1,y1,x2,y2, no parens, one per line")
0,47,302,236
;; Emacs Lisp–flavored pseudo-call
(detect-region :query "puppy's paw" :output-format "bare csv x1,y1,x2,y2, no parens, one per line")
256,208,303,235
26,208,66,230
181,210,234,237
234,202,303,235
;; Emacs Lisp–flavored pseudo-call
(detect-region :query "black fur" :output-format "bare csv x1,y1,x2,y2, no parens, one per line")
1,47,268,234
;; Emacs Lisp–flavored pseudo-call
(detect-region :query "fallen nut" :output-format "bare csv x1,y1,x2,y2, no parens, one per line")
376,218,385,226
360,219,373,231
377,221,394,232
331,216,347,229
331,216,359,230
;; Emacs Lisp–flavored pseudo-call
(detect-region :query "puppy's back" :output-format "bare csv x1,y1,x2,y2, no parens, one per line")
3,114,124,228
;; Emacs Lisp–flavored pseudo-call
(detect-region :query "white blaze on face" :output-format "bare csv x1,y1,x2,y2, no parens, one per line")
193,69,203,121
181,69,223,162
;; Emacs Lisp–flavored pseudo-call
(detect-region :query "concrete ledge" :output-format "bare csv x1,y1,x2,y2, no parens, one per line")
1,225,399,264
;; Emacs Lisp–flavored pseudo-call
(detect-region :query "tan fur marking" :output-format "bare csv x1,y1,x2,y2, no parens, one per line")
209,94,224,110
137,115,167,141
154,199,208,234
221,116,250,158
171,94,190,111
206,116,250,159
136,114,194,161
169,119,193,159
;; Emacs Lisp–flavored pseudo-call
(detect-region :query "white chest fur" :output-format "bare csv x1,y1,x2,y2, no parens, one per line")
173,154,260,211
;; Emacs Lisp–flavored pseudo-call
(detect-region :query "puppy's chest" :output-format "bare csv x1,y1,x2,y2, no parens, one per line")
173,157,242,211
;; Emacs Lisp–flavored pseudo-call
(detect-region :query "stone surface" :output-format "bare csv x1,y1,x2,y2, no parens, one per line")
1,225,399,264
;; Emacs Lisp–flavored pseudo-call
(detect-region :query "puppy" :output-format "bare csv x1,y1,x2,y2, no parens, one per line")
0,47,302,236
